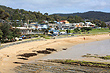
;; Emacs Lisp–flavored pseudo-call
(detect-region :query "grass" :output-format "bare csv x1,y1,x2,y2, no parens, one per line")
89,28,110,34
99,55,110,60
82,54,110,60
71,29,109,37
46,59,110,68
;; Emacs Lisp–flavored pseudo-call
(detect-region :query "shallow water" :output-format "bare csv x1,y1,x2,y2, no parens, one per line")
39,39,110,60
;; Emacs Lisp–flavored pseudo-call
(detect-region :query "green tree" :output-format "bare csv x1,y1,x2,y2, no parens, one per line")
0,29,3,46
0,23,13,41
81,27,86,32
12,28,21,38
0,29,3,39
0,8,10,20
66,29,70,34
74,15,83,23
81,27,92,33
45,29,49,35
91,19,106,27
101,21,106,27
44,13,48,16
50,31,53,34
74,28,80,33
67,15,83,23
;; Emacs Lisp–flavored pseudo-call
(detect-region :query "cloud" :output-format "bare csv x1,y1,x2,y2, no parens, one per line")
0,0,110,14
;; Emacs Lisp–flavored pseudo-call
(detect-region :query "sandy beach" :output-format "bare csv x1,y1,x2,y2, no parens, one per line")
0,34,110,73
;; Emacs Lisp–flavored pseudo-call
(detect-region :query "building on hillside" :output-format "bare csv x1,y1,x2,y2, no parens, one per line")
62,24,75,30
106,22,110,26
85,22,95,27
73,22,84,28
24,23,38,30
60,20,69,24
30,22,38,25
13,27,33,34
37,24,49,30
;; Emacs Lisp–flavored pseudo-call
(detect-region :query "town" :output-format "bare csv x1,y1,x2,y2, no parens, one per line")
0,17,110,43
0,0,110,73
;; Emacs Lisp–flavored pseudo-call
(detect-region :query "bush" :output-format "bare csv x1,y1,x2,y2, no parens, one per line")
74,28,80,33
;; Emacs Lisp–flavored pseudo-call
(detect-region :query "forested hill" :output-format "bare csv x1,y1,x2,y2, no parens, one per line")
53,11,110,22
0,5,54,23
0,5,110,22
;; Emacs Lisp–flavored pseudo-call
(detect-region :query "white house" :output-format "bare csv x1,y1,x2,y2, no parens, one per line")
13,27,33,34
37,24,48,30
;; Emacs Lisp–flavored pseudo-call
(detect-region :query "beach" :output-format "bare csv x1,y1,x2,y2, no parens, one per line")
40,38,110,62
0,34,110,73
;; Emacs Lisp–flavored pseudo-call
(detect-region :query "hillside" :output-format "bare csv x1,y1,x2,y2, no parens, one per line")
0,5,53,23
0,5,110,22
54,11,110,22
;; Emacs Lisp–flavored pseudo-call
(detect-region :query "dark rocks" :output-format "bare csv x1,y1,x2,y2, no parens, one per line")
13,62,25,64
17,58,28,60
32,50,37,52
17,53,37,58
62,48,67,50
46,48,57,51
37,50,51,54
14,61,110,73
7,55,9,57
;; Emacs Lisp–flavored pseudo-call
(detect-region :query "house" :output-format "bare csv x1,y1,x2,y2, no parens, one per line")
24,23,38,30
62,24,74,30
73,22,95,28
106,22,110,26
85,22,95,27
74,22,84,28
37,24,49,30
13,27,33,34
60,20,69,24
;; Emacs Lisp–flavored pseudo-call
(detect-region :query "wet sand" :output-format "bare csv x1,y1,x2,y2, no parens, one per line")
0,34,110,73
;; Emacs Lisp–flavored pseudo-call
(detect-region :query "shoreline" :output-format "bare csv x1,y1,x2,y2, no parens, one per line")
39,39,110,63
0,34,110,73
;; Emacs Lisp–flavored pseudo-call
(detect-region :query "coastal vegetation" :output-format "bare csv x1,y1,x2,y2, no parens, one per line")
46,59,110,68
82,54,110,60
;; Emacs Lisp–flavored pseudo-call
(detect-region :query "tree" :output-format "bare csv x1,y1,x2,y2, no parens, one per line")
101,21,106,27
81,27,92,32
81,27,86,32
44,13,48,16
50,31,53,34
74,28,80,33
0,8,10,20
66,29,70,34
67,15,83,23
0,23,13,41
0,29,3,46
12,28,21,38
109,26,110,30
45,29,49,35
91,19,106,27
0,29,3,40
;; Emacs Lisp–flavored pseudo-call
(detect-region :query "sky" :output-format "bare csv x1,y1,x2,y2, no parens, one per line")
0,0,110,14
